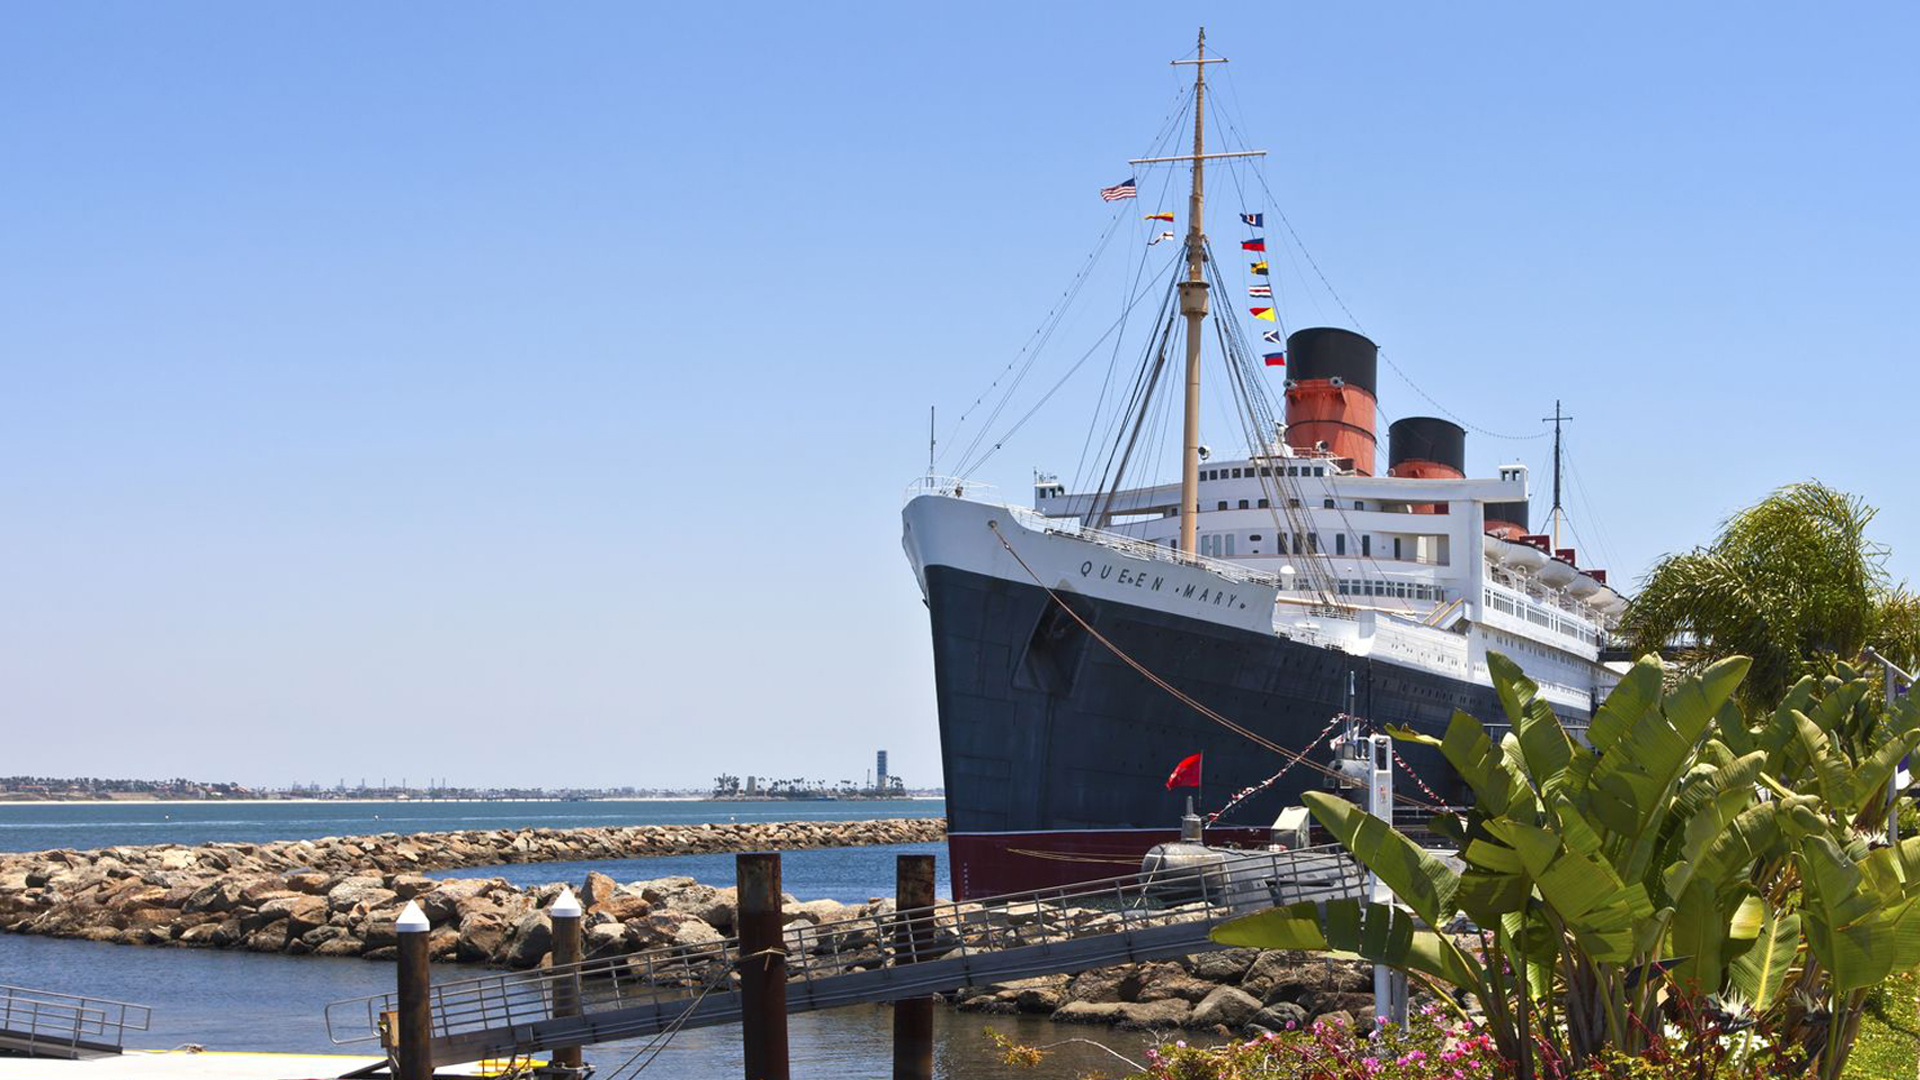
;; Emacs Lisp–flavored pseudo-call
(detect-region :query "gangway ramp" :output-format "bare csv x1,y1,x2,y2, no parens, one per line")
0,985,150,1060
325,845,1365,1066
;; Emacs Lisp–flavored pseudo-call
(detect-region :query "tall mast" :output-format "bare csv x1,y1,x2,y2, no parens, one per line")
1130,32,1264,555
1543,399,1572,550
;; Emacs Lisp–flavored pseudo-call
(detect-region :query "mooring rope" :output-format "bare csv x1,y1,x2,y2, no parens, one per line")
985,520,1441,811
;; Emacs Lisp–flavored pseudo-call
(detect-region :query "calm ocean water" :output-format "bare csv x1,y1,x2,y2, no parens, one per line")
0,799,1119,1077
0,933,1148,1078
0,797,946,853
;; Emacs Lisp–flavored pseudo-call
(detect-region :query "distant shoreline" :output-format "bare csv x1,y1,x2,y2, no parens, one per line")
0,795,945,808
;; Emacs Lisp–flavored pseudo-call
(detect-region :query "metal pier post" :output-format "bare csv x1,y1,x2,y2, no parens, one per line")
394,901,433,1080
737,852,789,1080
892,854,936,1080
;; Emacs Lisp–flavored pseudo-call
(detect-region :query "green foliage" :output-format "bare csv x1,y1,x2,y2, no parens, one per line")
1840,969,1920,1080
1213,651,1920,1080
1622,482,1920,706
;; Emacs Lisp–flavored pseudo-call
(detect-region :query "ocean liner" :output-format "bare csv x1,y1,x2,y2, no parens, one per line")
902,32,1626,899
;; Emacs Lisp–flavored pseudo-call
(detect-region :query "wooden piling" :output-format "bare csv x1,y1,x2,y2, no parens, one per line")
736,852,789,1080
550,887,584,1074
394,901,433,1080
892,854,936,1080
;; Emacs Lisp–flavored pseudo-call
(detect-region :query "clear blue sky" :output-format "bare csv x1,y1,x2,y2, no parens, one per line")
4,3,1917,788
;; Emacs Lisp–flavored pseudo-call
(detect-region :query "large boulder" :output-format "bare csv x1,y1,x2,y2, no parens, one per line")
417,878,503,924
1117,999,1192,1029
594,892,651,922
585,921,634,960
243,918,290,953
456,913,510,963
637,911,723,949
1134,964,1218,1004
264,896,329,938
1183,948,1258,983
1253,1001,1308,1031
389,874,436,900
633,877,699,904
579,871,620,911
1064,967,1129,1004
505,911,553,969
1052,1001,1126,1025
1189,986,1262,1029
183,881,245,914
327,877,396,914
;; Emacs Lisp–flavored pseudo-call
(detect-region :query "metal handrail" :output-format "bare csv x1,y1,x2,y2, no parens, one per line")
324,844,1365,1047
0,985,151,1056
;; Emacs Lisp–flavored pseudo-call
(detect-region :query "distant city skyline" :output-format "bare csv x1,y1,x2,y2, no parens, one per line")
5,3,1918,785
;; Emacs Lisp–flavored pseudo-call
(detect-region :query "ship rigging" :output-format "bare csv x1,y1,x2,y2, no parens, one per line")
903,31,1627,898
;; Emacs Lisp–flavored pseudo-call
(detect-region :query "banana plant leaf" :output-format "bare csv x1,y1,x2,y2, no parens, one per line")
1587,656,1665,756
1727,895,1801,1012
1212,898,1481,991
1489,652,1575,793
1302,791,1459,927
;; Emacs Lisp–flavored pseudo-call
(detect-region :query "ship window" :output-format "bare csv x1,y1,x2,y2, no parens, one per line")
1336,534,1347,555
1257,498,1269,509
1362,535,1371,557
1238,500,1249,510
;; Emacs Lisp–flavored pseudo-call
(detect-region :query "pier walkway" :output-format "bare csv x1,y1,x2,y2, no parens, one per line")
0,985,150,1060
323,845,1365,1066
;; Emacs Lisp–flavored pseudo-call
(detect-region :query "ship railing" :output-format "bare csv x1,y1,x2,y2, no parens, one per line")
1003,505,1289,590
903,475,999,502
323,844,1366,1050
905,476,1290,591
0,985,151,1057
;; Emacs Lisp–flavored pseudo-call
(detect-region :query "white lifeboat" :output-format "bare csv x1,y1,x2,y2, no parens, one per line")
1589,588,1627,616
1502,541,1549,573
1567,573,1603,599
1537,558,1578,589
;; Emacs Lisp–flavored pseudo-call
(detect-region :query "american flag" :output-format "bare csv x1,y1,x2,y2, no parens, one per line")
1099,177,1138,201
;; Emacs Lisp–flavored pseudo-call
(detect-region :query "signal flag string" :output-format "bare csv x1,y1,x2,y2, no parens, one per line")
985,520,1442,812
1205,712,1343,825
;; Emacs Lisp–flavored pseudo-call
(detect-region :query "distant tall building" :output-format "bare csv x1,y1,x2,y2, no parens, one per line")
876,750,889,791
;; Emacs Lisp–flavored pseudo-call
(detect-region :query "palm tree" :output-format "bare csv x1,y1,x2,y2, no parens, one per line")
1622,481,1920,705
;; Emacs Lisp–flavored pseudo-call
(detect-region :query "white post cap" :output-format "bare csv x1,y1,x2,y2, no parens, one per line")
395,899,430,933
550,886,583,919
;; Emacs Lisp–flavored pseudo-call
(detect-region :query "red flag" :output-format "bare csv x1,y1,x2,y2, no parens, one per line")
1165,753,1203,790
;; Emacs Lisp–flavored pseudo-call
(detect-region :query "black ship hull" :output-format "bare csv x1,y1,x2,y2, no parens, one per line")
925,563,1586,898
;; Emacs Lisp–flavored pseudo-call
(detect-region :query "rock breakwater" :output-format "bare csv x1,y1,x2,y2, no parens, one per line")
0,818,1383,1034
0,819,939,959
